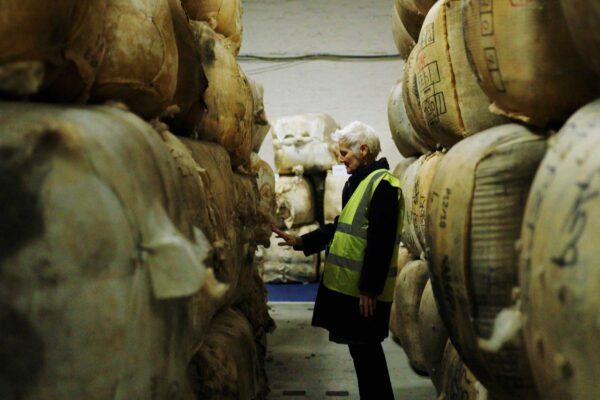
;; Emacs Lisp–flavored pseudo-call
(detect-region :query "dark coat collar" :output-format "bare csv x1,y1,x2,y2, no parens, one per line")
342,158,390,206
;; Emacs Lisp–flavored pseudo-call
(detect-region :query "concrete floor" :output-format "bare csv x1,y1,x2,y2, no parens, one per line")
239,0,406,171
265,303,437,400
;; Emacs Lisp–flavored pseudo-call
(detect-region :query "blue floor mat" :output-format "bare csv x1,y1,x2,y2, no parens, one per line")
267,282,319,302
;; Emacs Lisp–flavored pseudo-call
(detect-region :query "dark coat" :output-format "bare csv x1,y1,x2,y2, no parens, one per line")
299,158,400,343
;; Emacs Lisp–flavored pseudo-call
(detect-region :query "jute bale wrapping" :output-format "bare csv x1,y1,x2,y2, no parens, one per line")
402,48,437,151
248,77,271,152
323,170,348,224
419,279,449,391
439,341,489,400
412,0,436,16
393,156,417,181
390,259,430,373
0,1,106,101
0,103,214,399
462,0,598,127
250,153,276,246
271,113,340,174
163,0,208,135
92,0,178,119
561,1,600,77
389,245,412,347
415,1,507,149
391,4,417,60
188,308,265,400
396,0,426,41
388,79,430,157
182,0,243,55
260,224,320,283
193,21,253,167
519,99,600,400
275,175,316,229
426,124,545,399
401,151,443,257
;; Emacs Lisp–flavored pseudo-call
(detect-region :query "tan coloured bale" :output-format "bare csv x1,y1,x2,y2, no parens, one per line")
271,113,340,174
426,124,546,399
393,156,417,182
323,170,348,224
561,1,600,77
391,4,417,60
92,0,178,119
0,1,107,101
396,0,426,41
462,0,598,127
248,77,271,152
412,0,436,16
193,21,253,167
415,1,507,149
162,0,208,135
388,79,430,157
250,153,276,246
391,259,430,374
0,103,213,399
189,308,264,400
275,175,316,229
182,0,243,55
402,48,437,150
419,279,449,392
260,224,320,283
438,341,488,400
401,151,443,257
519,99,600,400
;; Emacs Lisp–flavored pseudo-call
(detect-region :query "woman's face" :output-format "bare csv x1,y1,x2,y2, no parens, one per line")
338,140,366,174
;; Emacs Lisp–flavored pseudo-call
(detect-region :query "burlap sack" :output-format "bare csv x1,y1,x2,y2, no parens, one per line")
388,79,430,157
391,4,416,60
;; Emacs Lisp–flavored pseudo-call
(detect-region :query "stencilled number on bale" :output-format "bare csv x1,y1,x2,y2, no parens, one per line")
421,22,435,49
439,188,451,229
551,167,600,268
441,255,456,315
479,0,494,36
483,47,506,92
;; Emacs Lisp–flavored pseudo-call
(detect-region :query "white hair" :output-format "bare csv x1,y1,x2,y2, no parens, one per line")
332,121,381,157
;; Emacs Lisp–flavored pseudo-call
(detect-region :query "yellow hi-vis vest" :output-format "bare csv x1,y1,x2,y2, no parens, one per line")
322,168,403,303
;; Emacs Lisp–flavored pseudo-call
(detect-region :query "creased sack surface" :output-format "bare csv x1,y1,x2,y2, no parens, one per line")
183,0,243,55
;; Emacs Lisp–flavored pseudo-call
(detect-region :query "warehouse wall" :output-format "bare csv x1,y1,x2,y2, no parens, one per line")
239,0,405,170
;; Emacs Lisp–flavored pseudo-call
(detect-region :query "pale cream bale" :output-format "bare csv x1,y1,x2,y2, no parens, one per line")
92,0,178,119
248,77,271,152
323,169,348,224
275,175,316,229
271,113,340,174
192,21,253,167
250,153,276,246
462,0,598,126
0,103,215,399
520,99,600,400
391,3,416,60
426,124,545,398
0,0,107,101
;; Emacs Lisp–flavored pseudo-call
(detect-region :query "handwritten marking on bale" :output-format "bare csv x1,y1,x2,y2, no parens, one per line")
426,124,546,399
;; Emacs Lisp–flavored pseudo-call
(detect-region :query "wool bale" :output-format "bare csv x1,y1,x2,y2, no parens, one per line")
426,124,545,399
462,0,598,127
419,279,448,392
92,0,178,119
193,21,253,167
248,77,271,152
390,259,430,374
188,308,265,400
0,1,106,101
275,175,316,229
0,102,214,399
388,79,430,157
393,156,417,181
391,4,416,60
401,151,443,257
412,0,436,16
396,0,426,41
271,113,340,174
561,1,600,77
415,1,507,149
260,224,320,283
323,169,348,224
519,99,600,400
182,0,243,55
438,341,489,400
250,153,276,246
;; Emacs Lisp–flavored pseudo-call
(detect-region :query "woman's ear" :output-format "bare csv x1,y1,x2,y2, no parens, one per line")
360,144,370,158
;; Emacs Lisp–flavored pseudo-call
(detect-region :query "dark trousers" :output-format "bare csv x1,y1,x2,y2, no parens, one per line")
348,343,395,400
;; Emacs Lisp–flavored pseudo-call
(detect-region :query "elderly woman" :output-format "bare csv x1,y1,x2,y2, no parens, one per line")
272,121,402,399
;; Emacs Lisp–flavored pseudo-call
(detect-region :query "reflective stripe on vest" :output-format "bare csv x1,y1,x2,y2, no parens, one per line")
322,168,403,303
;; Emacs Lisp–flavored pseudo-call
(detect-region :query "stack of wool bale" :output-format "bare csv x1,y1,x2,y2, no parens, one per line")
388,1,600,399
0,1,277,399
258,113,341,283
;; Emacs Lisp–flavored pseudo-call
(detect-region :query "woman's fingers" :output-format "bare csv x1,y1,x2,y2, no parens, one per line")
359,295,376,317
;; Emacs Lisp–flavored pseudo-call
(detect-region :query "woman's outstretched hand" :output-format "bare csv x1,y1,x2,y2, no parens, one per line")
271,224,301,247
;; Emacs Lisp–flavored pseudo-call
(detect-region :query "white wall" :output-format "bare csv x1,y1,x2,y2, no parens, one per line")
239,0,406,170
